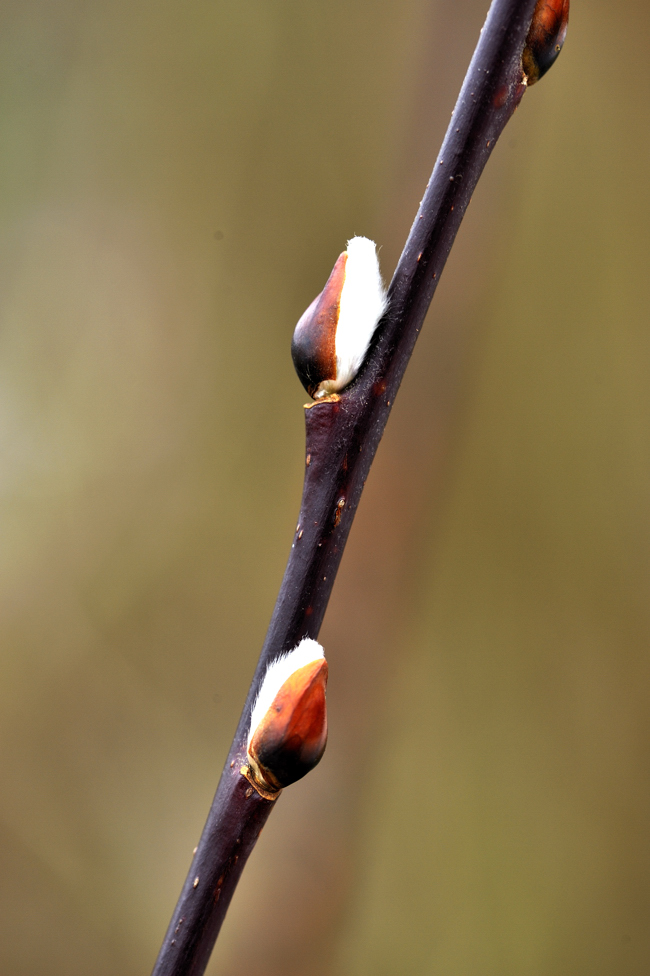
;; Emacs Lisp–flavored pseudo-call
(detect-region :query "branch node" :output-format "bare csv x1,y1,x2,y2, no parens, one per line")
239,764,282,802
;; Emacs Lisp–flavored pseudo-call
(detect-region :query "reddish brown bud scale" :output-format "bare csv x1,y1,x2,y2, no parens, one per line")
522,0,569,86
248,658,328,791
291,237,387,399
292,254,346,399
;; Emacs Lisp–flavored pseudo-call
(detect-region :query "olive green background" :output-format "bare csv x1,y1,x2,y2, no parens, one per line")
1,1,648,974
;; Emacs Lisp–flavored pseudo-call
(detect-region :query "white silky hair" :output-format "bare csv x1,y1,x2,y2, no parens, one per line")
247,638,325,747
333,236,387,391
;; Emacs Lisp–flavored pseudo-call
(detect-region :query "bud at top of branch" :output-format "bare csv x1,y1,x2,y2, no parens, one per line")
522,0,569,86
292,237,387,399
245,638,328,794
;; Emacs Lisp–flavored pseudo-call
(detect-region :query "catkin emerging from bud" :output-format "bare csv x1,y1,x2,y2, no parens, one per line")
292,237,387,399
244,638,328,794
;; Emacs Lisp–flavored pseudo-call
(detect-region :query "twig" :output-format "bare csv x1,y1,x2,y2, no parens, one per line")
151,1,565,972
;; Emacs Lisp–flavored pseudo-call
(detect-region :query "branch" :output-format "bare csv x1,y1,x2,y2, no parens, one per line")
151,1,568,973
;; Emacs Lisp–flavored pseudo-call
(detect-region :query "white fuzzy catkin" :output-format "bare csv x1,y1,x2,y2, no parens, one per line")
247,638,325,748
331,236,387,392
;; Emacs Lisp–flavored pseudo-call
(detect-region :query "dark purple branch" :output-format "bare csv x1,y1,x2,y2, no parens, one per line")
151,1,540,973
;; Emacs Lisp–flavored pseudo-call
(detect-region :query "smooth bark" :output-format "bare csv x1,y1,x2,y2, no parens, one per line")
151,2,541,973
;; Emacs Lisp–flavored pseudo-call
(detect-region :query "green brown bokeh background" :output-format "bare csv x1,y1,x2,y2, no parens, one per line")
1,1,649,973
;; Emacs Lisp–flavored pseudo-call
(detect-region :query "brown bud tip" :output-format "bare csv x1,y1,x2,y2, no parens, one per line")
248,658,328,790
291,238,387,399
522,0,569,86
291,254,346,399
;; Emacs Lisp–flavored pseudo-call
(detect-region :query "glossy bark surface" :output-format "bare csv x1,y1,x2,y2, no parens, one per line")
151,1,548,973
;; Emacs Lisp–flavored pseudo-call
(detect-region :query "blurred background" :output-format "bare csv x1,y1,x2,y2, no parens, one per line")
1,0,649,973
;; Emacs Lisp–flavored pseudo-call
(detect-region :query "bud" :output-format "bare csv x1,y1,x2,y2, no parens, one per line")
292,237,387,399
243,638,328,795
522,0,569,86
